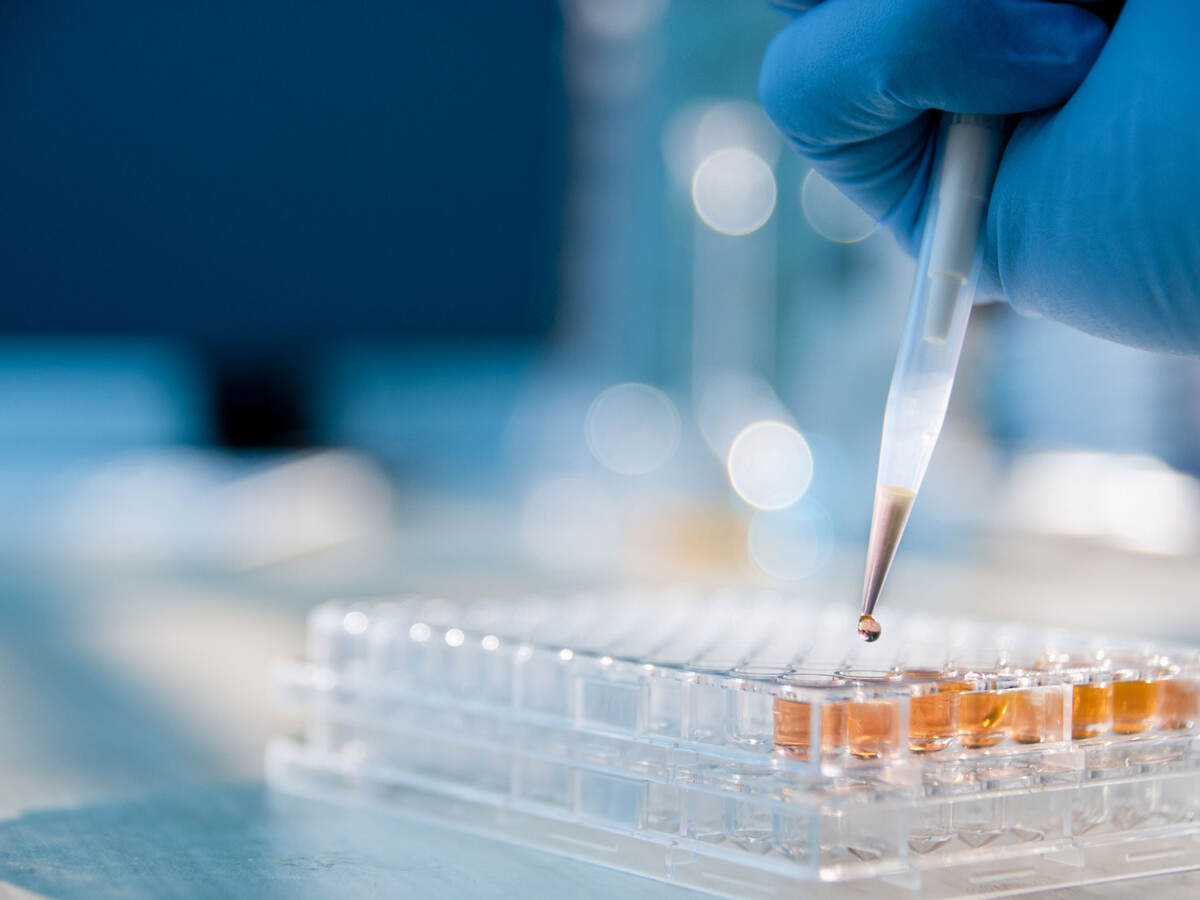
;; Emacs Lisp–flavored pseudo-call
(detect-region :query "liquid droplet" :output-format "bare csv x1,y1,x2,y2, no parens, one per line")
858,614,882,643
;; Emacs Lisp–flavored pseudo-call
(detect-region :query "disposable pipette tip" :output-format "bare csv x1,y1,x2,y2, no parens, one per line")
857,114,1005,643
858,484,915,629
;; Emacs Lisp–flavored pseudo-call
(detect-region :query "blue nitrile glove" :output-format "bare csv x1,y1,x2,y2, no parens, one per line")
759,1,1200,356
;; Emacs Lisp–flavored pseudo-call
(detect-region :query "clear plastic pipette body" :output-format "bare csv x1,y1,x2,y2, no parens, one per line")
860,113,1006,621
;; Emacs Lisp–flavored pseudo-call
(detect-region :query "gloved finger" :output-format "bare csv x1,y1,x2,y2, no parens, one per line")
988,0,1200,354
768,1,1123,23
770,1,1119,21
767,1,821,12
759,0,1108,239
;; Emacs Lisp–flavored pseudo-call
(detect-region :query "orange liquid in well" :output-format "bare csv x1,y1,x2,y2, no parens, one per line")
1112,680,1163,734
823,701,848,753
1160,678,1200,730
1012,687,1064,744
1071,683,1114,739
937,679,972,695
847,700,900,759
774,699,847,759
957,691,1011,748
908,691,959,753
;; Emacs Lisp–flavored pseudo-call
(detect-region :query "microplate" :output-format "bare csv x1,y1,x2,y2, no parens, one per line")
268,591,1200,898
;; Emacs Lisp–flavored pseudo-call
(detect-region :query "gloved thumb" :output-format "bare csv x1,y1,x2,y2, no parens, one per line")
758,0,1108,242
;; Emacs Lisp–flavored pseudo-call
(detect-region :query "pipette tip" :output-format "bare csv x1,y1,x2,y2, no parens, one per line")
858,484,916,636
857,614,881,643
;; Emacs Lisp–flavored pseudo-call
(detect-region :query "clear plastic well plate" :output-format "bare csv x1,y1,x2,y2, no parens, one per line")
269,591,1200,898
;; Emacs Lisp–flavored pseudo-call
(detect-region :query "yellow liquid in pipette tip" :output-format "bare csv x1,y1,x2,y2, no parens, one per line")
857,485,916,643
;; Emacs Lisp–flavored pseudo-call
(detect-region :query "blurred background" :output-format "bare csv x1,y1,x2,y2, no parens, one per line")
1,0,1199,819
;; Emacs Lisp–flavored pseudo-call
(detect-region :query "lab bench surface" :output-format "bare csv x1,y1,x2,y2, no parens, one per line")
1,561,1199,899
0,784,706,899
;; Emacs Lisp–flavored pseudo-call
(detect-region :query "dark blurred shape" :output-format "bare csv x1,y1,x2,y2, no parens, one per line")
212,356,308,448
0,1,565,445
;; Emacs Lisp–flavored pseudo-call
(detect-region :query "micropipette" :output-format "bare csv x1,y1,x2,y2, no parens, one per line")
858,113,1006,642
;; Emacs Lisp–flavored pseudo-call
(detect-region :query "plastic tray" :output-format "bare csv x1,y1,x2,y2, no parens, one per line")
268,593,1200,897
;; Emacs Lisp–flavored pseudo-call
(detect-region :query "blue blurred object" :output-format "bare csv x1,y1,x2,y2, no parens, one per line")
759,0,1200,354
984,303,1200,475
0,1,566,444
316,341,540,483
0,340,202,449
0,2,564,343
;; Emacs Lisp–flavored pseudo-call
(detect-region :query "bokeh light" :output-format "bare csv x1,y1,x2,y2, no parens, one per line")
747,500,834,581
585,382,681,475
662,100,781,188
696,102,781,169
692,148,776,236
342,611,368,635
696,372,789,460
727,420,813,510
800,170,876,244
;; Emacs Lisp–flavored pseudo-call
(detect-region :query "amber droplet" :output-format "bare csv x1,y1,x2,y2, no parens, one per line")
857,614,882,643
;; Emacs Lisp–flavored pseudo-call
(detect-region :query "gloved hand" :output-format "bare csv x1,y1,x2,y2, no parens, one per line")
759,1,1200,355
